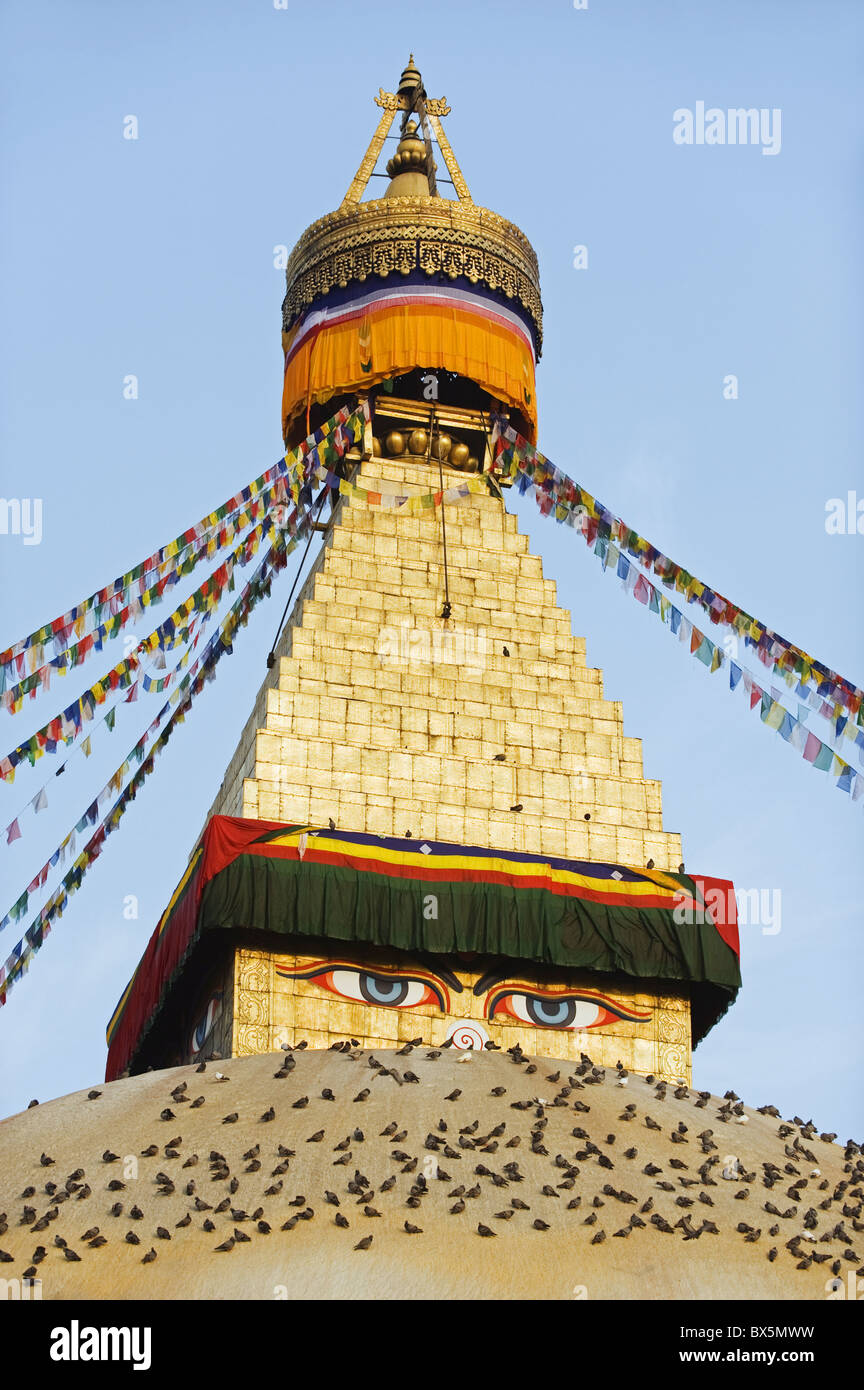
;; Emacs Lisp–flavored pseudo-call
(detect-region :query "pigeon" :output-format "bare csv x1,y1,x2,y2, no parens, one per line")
354,1235,373,1251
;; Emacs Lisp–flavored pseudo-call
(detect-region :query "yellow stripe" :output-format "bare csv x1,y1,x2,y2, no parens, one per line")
266,832,677,903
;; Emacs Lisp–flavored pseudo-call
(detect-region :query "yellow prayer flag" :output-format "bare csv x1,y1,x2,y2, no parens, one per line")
765,700,785,732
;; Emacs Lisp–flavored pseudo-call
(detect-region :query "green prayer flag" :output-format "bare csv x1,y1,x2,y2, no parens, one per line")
813,741,834,772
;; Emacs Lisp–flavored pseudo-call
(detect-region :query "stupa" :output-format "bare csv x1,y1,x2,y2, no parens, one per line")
2,62,856,1305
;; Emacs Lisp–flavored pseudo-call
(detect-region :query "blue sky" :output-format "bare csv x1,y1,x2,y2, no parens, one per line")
0,0,861,1139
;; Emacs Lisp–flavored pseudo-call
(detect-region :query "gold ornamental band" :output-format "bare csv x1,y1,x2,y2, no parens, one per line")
282,197,544,354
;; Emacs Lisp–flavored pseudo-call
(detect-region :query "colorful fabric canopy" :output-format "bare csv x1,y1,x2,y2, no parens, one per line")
105,816,741,1079
281,272,538,439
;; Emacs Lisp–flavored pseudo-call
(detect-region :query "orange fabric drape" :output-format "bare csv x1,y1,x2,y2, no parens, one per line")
282,302,537,440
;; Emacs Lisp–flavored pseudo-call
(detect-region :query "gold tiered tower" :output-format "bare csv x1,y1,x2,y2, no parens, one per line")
105,59,740,1090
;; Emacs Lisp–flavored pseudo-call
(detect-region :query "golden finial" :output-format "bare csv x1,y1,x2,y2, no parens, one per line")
398,55,423,96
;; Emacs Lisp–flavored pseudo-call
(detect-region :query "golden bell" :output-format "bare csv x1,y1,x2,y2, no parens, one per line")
431,433,451,461
371,436,383,457
466,455,479,472
449,441,470,469
408,429,429,456
385,430,405,456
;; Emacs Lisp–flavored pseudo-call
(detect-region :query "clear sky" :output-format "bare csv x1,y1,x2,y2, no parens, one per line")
1,0,861,1139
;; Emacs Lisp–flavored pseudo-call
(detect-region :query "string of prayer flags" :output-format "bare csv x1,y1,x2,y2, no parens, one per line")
0,502,302,780
284,403,371,503
0,502,281,714
337,473,487,511
0,404,362,690
489,416,863,730
0,530,291,984
0,692,129,848
609,548,863,800
0,493,283,706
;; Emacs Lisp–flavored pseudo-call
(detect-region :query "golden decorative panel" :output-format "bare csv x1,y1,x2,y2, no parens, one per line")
229,944,690,1084
282,197,543,350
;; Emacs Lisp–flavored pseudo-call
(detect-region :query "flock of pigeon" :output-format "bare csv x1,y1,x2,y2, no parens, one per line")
0,1040,860,1298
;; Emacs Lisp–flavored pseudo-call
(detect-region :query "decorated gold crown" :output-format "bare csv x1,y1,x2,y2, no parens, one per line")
280,59,543,439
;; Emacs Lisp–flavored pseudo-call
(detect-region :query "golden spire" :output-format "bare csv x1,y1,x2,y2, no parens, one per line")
338,57,468,208
397,54,423,99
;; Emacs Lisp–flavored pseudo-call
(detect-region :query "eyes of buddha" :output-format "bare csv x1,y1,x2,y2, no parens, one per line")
275,961,647,1032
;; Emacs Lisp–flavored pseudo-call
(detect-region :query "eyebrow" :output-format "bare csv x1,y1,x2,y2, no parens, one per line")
416,958,464,992
474,969,509,996
276,958,464,992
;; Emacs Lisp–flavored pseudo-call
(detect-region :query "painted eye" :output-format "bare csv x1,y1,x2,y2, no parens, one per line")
274,960,452,1012
324,969,440,1010
507,994,603,1029
485,985,651,1031
190,992,222,1055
